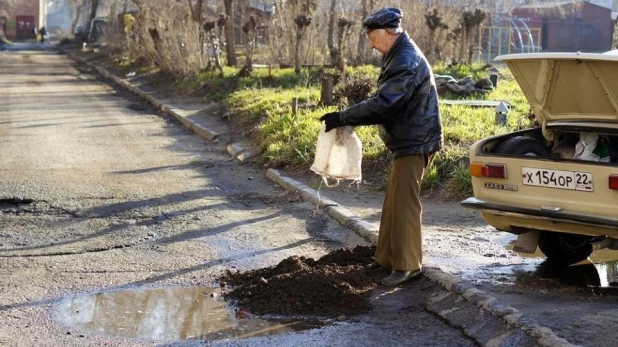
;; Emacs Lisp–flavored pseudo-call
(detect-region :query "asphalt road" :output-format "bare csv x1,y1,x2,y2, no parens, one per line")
0,48,477,346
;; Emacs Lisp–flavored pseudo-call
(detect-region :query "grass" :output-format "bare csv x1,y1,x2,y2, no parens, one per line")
222,63,529,196
125,58,531,198
433,61,489,80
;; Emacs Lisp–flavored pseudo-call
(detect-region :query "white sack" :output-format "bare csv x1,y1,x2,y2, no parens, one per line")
573,133,610,162
310,124,362,186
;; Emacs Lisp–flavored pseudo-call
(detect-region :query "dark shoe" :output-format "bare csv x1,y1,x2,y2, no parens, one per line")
381,269,422,286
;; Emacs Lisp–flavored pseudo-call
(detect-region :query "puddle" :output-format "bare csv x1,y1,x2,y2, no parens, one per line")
533,259,618,289
591,260,618,287
506,241,618,290
54,287,321,342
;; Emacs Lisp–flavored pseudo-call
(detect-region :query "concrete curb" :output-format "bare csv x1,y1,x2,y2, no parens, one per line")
227,143,259,162
426,269,576,347
64,50,573,347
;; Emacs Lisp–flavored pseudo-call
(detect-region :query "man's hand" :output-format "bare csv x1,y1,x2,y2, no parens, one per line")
319,111,342,133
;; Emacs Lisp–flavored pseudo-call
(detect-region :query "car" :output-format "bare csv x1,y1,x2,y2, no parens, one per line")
74,25,87,42
461,51,618,265
88,18,107,44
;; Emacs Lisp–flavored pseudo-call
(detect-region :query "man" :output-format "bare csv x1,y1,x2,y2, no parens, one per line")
39,26,46,43
320,7,443,286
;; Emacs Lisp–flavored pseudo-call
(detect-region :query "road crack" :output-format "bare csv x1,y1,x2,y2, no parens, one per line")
0,243,135,258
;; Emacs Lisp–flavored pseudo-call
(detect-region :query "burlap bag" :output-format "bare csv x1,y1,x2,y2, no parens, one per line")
310,124,362,186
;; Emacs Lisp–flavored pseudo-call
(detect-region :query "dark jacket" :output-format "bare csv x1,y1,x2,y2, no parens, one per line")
339,32,443,158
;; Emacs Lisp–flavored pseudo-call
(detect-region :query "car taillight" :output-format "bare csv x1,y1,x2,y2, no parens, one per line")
470,163,508,179
609,175,618,190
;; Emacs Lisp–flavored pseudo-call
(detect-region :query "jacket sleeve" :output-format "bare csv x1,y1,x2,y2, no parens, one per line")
339,56,419,126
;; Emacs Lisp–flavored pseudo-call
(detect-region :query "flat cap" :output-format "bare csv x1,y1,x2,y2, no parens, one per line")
362,7,403,33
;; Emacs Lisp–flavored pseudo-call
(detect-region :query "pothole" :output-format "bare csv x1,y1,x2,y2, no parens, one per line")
0,199,77,216
507,241,618,291
126,103,147,111
54,287,321,341
0,197,35,205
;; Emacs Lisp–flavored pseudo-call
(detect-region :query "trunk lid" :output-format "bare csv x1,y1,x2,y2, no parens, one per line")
495,52,618,128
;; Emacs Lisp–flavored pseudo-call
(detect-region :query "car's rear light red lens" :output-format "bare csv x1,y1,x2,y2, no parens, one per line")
470,163,507,178
481,164,508,178
609,175,618,190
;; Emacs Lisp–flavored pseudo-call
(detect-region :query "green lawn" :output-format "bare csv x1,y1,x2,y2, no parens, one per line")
196,62,530,197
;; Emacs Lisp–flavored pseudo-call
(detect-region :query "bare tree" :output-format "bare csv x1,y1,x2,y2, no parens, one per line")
294,15,311,73
86,0,100,35
111,0,585,78
223,0,237,66
239,15,258,76
336,17,354,65
355,0,375,64
327,0,338,65
187,0,205,24
68,0,87,37
290,0,317,74
458,8,487,63
203,20,224,74
424,7,458,63
186,0,206,65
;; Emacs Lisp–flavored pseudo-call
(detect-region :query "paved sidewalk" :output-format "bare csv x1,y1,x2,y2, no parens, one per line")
63,49,573,347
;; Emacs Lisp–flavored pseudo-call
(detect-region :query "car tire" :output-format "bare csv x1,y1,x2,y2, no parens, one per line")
537,231,593,265
494,136,551,157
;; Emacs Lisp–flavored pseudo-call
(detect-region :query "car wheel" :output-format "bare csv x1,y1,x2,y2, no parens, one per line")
493,136,551,157
537,231,593,265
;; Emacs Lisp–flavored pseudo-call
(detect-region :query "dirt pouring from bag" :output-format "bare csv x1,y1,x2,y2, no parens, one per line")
218,245,384,317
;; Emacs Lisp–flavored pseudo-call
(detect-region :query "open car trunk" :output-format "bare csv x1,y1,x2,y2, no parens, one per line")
477,126,618,164
463,52,618,264
480,52,618,166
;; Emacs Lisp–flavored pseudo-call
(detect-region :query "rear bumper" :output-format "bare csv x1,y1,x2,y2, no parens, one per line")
461,197,618,229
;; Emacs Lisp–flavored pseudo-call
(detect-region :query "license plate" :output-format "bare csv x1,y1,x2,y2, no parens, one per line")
522,167,593,192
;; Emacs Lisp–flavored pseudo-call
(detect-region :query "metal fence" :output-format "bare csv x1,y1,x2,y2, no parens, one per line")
477,25,542,62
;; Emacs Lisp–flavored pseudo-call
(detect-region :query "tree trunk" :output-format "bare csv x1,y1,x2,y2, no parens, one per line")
195,0,203,23
236,0,245,45
458,26,466,63
223,0,237,66
294,28,303,74
109,0,118,25
356,0,375,64
327,0,338,66
467,26,477,63
86,0,100,34
70,4,83,37
186,0,204,23
188,0,205,66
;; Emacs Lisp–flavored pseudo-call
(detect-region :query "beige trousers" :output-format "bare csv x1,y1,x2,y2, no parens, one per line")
376,153,430,271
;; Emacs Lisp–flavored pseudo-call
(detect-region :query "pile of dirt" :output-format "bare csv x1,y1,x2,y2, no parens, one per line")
218,245,382,317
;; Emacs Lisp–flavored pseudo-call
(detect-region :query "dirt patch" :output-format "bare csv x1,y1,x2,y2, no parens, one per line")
218,245,385,317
